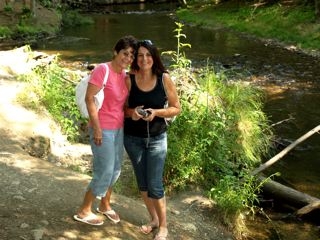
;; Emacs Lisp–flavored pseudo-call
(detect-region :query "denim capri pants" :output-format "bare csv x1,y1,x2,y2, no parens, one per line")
88,127,124,198
124,132,167,199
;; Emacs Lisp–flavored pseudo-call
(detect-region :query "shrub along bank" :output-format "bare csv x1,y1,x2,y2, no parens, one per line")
176,1,320,54
17,21,273,237
0,1,93,46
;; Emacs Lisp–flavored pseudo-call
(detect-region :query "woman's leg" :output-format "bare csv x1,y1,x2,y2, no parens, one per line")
78,189,95,214
141,191,159,226
124,134,159,229
95,129,123,223
146,133,168,237
75,128,113,224
124,133,167,235
152,196,167,237
75,128,115,222
99,187,112,211
74,189,103,225
99,128,124,211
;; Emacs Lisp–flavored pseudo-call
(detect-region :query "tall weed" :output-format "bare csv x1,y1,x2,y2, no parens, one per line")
167,67,272,190
165,23,273,222
19,54,84,142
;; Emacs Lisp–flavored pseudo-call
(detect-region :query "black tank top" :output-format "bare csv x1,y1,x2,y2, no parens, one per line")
124,74,167,137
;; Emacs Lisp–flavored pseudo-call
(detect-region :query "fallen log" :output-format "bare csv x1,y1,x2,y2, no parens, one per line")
259,176,320,216
296,201,320,216
252,125,320,175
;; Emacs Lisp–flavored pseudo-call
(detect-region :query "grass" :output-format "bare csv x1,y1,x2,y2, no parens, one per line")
15,20,275,236
0,4,93,42
0,26,13,38
177,3,320,52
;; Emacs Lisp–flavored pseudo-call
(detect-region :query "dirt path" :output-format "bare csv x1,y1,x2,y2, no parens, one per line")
0,48,234,240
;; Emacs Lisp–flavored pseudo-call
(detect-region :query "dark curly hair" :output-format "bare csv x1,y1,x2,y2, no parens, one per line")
113,35,138,54
130,40,167,76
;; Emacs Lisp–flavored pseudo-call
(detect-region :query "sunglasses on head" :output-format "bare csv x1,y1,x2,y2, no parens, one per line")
139,39,153,45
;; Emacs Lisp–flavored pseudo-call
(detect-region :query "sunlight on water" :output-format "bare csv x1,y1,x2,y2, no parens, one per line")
34,4,320,239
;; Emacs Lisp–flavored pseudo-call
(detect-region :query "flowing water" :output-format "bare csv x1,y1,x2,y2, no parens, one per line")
34,3,320,239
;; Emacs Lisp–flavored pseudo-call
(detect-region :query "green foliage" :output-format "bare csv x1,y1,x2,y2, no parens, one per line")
62,10,94,27
177,3,320,51
39,0,62,9
210,174,258,216
162,22,192,69
15,24,39,36
0,27,13,38
19,53,85,142
165,66,273,229
21,6,32,15
210,172,280,218
2,5,90,41
166,68,272,190
4,4,13,12
163,24,273,222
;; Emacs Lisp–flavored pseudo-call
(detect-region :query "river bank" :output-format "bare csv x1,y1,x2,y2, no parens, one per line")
0,46,235,240
1,1,319,59
0,1,61,50
176,2,320,58
1,2,318,239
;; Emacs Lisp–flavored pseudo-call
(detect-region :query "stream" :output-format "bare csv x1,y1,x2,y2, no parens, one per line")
34,3,320,239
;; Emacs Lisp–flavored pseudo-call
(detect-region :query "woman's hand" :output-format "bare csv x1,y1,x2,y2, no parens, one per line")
133,107,155,121
132,106,145,121
141,108,155,122
93,128,103,146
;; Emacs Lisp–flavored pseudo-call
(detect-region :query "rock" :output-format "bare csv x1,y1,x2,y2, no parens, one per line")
40,220,49,226
61,231,77,239
13,195,25,201
170,209,180,215
32,228,44,240
20,223,29,229
23,135,50,159
181,222,197,232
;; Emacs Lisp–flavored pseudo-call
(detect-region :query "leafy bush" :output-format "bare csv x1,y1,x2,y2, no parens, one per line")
4,4,13,12
163,23,273,224
62,10,94,27
0,27,13,38
18,21,273,227
177,3,320,51
19,54,86,142
166,67,272,191
162,22,191,68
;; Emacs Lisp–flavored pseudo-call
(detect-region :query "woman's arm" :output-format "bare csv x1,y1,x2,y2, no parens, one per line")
85,83,103,145
124,74,143,120
149,73,181,119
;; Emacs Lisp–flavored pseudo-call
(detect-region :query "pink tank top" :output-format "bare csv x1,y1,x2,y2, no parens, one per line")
88,62,128,129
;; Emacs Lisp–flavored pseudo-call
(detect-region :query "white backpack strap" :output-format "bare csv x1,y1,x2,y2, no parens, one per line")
161,73,168,98
162,73,176,125
102,63,109,88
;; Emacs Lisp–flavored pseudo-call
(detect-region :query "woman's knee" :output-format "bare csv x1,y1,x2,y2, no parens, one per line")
147,184,164,199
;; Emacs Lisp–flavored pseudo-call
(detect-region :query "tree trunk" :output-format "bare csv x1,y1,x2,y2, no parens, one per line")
251,125,320,175
296,201,320,216
259,176,320,216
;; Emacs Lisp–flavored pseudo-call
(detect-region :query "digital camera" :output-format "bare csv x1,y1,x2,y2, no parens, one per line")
137,108,150,118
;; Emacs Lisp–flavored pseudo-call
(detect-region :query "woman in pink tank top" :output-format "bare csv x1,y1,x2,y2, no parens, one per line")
73,35,137,226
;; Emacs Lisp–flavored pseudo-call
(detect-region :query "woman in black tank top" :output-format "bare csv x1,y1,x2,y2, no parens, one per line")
124,40,181,240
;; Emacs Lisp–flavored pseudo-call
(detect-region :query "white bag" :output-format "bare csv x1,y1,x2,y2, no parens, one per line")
75,63,109,118
162,73,176,125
